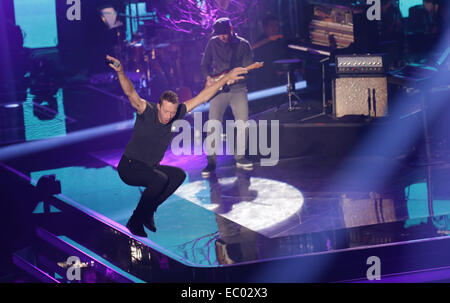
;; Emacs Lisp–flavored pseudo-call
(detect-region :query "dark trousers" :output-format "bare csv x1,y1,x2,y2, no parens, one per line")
117,155,186,220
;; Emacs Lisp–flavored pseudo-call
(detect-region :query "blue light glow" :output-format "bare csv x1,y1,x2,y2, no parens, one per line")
23,88,67,141
399,0,423,18
192,81,307,113
14,0,58,48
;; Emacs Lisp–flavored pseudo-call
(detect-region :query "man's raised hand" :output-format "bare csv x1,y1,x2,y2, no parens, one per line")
106,55,124,73
226,67,248,85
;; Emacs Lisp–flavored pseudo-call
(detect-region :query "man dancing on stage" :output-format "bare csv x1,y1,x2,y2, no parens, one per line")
200,17,254,176
106,55,247,237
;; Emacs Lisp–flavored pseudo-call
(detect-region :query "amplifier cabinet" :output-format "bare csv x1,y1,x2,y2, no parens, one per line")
332,76,388,118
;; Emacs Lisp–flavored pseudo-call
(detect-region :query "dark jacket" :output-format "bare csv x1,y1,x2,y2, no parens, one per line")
201,34,253,90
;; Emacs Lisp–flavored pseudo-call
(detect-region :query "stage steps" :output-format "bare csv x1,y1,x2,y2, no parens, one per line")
12,227,143,283
0,164,198,282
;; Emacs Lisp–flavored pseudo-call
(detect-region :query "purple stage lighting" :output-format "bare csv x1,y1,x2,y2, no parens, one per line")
145,0,257,35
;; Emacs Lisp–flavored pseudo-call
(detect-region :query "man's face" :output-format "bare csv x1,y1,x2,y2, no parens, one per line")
265,20,279,37
157,100,178,124
424,2,435,13
218,34,229,43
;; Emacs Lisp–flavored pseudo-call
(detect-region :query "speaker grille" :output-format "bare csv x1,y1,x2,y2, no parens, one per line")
333,77,388,118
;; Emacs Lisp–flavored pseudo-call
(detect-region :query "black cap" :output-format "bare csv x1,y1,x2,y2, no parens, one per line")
213,17,232,35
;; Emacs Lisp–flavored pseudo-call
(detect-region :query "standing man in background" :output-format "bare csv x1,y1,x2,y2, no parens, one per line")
253,14,286,90
200,17,254,177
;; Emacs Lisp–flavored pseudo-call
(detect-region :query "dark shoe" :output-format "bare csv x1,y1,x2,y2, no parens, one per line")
126,214,147,237
143,213,157,233
202,158,216,177
236,158,253,170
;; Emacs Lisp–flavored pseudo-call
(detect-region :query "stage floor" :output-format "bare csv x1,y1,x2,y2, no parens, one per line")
7,146,450,268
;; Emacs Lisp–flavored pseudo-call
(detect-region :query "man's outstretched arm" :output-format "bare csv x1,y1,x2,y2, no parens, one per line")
184,67,248,112
107,55,147,115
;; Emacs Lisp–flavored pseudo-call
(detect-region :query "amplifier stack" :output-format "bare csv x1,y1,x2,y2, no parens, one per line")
332,54,388,118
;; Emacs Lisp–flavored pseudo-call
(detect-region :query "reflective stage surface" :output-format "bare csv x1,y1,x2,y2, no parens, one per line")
9,146,450,268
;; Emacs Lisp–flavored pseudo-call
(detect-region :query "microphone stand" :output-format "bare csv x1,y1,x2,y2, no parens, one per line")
301,57,332,121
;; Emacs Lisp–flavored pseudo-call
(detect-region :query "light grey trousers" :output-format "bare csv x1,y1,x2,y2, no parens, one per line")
206,88,249,161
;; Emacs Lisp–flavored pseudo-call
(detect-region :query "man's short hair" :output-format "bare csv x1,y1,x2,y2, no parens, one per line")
159,90,179,105
213,17,232,35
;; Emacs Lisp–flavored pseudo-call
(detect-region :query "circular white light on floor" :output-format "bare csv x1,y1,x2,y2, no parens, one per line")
175,177,304,233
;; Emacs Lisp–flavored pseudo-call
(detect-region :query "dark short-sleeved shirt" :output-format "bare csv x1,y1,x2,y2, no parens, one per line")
124,102,187,167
